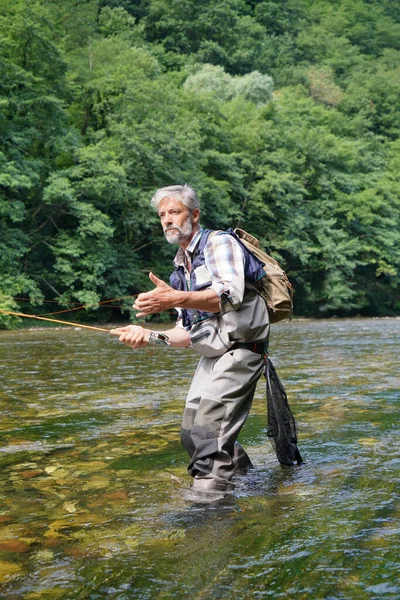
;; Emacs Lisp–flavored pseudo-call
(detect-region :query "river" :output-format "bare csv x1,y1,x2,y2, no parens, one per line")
0,318,399,599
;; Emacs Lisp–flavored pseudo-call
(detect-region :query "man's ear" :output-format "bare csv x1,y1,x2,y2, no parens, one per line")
192,208,200,225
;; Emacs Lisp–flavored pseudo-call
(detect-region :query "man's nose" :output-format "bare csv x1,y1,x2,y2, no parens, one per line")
161,214,171,228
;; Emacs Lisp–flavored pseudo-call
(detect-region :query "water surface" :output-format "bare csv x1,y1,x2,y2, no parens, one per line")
0,318,399,599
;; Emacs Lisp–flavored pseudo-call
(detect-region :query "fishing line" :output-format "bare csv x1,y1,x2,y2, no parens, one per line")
41,294,138,316
13,294,139,317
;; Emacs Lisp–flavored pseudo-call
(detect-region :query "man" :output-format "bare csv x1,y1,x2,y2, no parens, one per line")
111,184,270,499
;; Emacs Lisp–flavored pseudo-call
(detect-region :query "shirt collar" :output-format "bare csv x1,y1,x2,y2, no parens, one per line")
173,228,203,267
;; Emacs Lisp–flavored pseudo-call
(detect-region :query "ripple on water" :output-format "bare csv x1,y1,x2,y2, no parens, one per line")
0,319,399,599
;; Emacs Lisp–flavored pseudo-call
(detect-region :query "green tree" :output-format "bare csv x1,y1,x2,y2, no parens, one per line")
1,0,399,326
0,1,69,325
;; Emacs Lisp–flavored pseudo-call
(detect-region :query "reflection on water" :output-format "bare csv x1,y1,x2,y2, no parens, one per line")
0,318,399,599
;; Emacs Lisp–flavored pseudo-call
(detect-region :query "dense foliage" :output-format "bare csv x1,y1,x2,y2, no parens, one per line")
0,0,399,326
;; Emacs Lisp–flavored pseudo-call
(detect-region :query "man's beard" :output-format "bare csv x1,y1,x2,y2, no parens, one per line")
164,216,193,245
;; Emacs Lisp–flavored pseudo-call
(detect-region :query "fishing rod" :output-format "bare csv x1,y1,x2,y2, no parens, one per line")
0,309,110,332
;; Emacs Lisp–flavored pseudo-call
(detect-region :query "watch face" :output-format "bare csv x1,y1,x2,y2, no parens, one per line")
149,332,170,345
157,333,169,342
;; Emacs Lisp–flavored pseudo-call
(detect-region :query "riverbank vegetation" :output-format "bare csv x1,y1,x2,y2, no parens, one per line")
1,0,399,326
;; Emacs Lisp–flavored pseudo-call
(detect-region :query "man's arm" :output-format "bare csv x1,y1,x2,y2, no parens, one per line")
203,232,246,313
132,272,220,317
109,324,191,348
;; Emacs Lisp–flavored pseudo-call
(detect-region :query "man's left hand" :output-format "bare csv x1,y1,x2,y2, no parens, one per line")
133,272,176,317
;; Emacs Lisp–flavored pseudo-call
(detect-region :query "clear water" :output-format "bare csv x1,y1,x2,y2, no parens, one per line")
0,318,399,599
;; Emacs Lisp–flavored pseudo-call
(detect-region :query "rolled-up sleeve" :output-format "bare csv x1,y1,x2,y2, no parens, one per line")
204,233,246,313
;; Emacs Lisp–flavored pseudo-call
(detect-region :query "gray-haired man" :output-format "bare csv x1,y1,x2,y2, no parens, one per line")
111,185,270,499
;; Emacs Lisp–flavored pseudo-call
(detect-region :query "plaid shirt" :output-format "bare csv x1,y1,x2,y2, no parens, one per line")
173,228,245,315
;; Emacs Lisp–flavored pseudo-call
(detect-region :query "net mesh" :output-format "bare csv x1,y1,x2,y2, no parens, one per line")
265,357,303,466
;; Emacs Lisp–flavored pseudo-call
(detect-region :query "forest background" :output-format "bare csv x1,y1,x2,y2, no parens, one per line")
1,0,399,327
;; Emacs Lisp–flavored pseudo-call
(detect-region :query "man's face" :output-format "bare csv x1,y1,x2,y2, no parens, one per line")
158,197,198,245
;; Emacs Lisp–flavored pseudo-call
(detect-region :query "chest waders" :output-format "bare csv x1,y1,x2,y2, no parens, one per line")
175,230,302,497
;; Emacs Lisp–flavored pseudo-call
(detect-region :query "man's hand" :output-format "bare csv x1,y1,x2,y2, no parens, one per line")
133,272,176,317
109,325,149,348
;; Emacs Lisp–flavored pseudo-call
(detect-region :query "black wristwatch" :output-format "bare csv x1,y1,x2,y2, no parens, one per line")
148,332,170,346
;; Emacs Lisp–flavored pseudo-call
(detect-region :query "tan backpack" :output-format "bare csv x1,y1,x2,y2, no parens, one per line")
234,228,293,324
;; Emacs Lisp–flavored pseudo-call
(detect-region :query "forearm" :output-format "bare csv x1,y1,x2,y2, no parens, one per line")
159,325,191,348
110,324,190,349
172,288,221,313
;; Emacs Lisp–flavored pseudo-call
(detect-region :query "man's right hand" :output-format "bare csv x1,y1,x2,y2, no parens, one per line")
109,325,149,349
133,272,176,317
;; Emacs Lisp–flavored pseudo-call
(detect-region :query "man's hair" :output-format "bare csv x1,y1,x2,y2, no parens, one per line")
150,184,200,213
